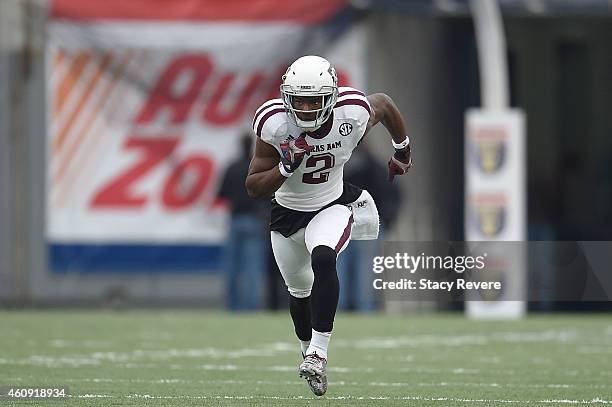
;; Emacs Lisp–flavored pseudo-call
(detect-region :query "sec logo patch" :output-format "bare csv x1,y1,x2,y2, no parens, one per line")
339,123,353,136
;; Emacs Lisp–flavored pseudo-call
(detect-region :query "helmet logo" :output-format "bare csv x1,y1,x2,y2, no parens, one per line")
339,123,353,136
328,66,337,84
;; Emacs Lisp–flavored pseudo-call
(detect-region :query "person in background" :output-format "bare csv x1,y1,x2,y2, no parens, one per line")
336,141,401,311
218,135,268,310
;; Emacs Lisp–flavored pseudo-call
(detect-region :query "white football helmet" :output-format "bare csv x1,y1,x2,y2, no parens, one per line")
280,55,338,131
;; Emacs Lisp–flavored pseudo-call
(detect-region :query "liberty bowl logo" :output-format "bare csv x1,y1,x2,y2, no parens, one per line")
339,122,353,136
470,193,507,238
470,127,507,173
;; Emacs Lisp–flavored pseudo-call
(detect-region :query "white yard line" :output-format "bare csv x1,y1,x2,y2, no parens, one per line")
2,328,610,370
65,394,611,404
21,377,608,390
333,330,587,350
2,356,610,383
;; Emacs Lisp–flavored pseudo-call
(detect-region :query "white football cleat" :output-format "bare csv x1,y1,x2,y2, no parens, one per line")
299,353,328,396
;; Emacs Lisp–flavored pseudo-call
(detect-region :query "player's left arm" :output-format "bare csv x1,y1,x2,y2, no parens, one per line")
365,93,412,182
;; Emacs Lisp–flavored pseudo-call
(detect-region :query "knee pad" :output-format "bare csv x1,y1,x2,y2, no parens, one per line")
311,245,337,275
288,286,312,298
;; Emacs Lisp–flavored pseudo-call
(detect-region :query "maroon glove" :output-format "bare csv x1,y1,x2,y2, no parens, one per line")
280,134,314,174
388,146,412,182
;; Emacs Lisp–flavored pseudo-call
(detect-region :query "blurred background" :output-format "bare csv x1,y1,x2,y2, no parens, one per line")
1,0,611,313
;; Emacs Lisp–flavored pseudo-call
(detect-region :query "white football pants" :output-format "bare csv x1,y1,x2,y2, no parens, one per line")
271,204,353,298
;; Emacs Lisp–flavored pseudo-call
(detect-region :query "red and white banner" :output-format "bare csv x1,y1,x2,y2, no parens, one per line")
46,0,365,252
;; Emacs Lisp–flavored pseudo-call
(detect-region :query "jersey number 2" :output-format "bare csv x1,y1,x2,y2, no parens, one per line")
302,153,335,184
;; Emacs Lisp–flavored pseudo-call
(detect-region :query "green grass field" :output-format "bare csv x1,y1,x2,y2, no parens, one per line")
0,311,611,406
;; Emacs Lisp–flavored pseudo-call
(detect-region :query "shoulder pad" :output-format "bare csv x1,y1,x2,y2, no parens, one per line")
252,99,286,145
334,87,371,125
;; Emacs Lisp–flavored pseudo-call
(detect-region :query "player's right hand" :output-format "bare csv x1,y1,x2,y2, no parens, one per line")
280,134,313,174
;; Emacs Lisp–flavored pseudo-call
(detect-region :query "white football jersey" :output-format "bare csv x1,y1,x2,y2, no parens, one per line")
253,87,372,211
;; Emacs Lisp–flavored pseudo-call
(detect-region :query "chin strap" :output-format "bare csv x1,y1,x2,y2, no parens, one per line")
296,119,322,132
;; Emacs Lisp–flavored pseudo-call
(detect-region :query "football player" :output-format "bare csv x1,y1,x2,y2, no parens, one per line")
246,55,412,396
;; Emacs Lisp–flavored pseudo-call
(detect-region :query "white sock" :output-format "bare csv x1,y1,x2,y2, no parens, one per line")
299,340,310,356
306,329,331,360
